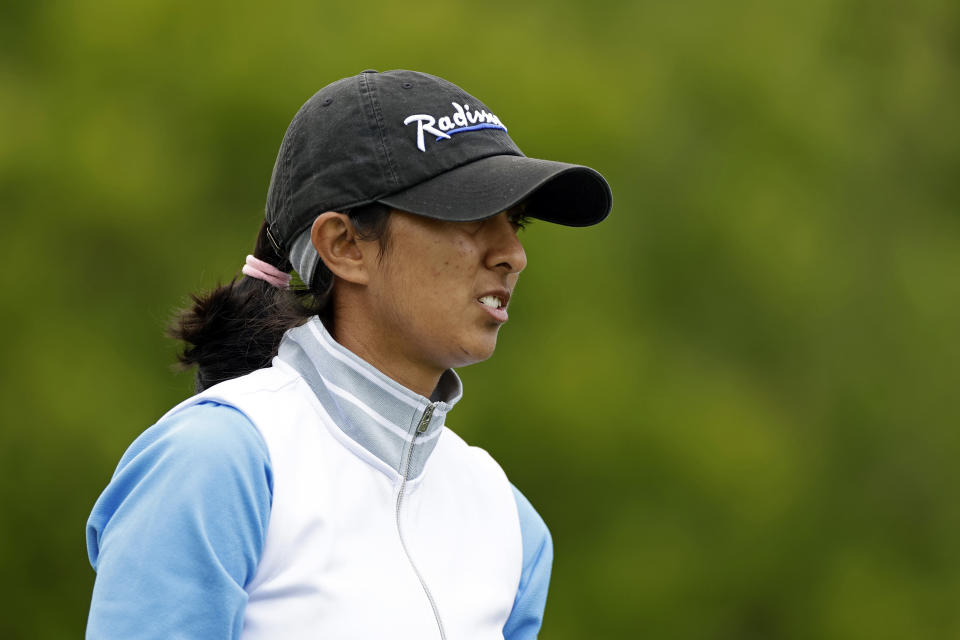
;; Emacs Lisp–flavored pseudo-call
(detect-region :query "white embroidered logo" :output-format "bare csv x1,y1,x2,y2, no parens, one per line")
404,102,507,152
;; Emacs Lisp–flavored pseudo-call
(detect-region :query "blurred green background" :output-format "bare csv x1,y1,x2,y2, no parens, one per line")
2,0,958,637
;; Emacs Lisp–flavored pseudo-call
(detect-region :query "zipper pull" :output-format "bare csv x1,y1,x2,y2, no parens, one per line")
416,403,437,433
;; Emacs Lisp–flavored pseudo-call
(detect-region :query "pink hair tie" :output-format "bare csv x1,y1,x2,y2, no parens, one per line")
242,255,292,289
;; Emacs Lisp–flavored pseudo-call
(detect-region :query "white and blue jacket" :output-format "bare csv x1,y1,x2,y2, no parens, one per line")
86,317,552,639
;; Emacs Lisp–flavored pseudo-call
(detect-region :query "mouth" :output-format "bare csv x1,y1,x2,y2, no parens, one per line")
477,291,511,323
478,294,506,310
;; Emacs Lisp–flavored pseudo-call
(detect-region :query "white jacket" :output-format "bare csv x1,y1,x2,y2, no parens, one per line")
87,317,553,639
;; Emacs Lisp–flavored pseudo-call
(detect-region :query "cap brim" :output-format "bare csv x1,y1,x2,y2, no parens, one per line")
377,154,612,227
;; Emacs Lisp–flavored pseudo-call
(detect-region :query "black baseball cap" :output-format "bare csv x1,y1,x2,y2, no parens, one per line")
265,69,612,255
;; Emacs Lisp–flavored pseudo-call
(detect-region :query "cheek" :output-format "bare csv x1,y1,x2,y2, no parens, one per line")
426,238,475,283
376,235,481,321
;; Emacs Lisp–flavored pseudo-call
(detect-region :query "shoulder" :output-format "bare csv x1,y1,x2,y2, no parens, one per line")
435,430,549,544
433,427,518,491
178,363,303,413
114,400,272,482
88,401,274,566
510,483,552,562
438,426,503,468
510,484,550,539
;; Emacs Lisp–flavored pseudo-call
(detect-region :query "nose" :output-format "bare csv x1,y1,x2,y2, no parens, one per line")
484,212,527,275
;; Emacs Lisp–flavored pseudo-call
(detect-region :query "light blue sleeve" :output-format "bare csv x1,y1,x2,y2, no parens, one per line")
86,401,273,640
503,484,554,640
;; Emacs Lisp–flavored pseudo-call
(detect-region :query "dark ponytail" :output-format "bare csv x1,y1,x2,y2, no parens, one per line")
168,204,390,392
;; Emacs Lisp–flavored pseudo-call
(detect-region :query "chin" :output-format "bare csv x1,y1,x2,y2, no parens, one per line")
452,334,500,368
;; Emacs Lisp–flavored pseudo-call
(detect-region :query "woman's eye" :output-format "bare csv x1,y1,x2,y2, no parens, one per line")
509,215,531,231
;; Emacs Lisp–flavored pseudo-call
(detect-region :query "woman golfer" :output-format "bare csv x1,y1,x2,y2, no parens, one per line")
86,69,612,639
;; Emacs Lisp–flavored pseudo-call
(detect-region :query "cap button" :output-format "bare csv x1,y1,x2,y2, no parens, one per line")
361,69,377,73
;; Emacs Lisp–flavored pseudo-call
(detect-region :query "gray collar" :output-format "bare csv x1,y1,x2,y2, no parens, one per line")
276,317,463,479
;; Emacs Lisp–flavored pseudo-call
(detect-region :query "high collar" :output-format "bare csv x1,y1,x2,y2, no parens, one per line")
276,317,463,479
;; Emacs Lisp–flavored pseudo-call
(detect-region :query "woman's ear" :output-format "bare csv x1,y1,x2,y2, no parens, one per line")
310,212,370,285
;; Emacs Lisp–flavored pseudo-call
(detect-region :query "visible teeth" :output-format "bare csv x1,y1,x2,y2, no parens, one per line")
479,295,502,309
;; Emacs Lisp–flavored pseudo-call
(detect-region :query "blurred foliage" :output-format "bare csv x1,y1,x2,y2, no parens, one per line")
1,0,958,637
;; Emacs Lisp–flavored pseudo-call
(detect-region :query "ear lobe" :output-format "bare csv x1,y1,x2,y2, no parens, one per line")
310,212,370,285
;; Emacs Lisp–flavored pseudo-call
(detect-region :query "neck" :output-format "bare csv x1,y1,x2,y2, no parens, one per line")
275,317,463,479
331,305,443,399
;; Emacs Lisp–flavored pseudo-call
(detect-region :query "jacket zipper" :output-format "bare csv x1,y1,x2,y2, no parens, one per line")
395,401,446,640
